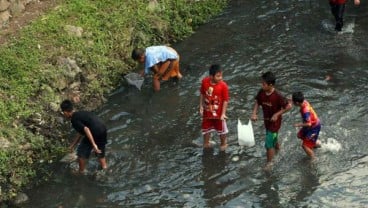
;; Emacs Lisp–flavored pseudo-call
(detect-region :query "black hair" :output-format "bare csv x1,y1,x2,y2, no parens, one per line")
261,71,276,85
209,64,222,76
292,91,304,103
131,48,145,60
60,99,74,112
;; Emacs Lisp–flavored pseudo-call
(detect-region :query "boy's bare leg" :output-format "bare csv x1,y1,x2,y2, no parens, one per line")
302,145,316,160
152,78,160,92
275,142,280,151
99,157,107,170
263,148,275,171
203,133,212,149
220,134,228,151
78,158,87,173
266,148,275,163
176,70,183,79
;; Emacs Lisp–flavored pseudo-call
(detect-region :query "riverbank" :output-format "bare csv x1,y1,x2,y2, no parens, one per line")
0,0,227,204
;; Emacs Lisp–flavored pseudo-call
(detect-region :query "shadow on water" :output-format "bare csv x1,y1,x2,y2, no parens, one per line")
25,0,368,207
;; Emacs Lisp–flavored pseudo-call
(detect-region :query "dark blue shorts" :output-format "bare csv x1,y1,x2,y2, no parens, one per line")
77,138,106,159
297,123,321,142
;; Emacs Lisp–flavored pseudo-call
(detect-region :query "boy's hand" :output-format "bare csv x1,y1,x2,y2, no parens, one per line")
251,114,258,121
93,144,102,154
354,0,360,5
271,114,279,122
221,114,228,120
294,123,302,127
199,106,204,116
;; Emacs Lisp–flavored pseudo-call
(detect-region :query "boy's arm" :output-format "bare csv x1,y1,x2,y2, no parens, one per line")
294,122,311,128
221,100,228,120
69,134,82,152
151,64,160,74
199,94,204,116
157,60,174,78
83,127,102,153
251,101,259,121
271,100,292,121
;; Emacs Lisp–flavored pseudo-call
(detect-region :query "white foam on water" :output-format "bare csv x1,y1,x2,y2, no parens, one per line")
321,19,355,34
320,137,342,153
338,21,355,34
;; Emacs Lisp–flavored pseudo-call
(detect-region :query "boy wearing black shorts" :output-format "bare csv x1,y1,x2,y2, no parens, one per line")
60,100,107,174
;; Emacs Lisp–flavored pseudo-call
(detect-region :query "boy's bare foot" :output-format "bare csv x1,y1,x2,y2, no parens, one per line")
220,144,228,152
70,169,88,176
263,162,273,171
310,156,318,163
203,143,212,149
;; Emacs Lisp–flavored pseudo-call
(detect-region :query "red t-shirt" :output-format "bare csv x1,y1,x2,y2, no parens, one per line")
255,89,289,132
329,0,346,4
200,77,229,119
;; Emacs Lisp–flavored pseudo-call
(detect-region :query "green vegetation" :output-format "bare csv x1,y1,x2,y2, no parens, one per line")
0,0,228,203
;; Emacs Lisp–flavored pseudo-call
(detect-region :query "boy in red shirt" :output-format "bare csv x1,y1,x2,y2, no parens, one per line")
251,71,291,168
292,92,321,160
200,64,229,151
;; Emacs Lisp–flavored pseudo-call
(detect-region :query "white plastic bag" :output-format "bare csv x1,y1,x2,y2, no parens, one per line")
124,73,144,90
238,119,255,147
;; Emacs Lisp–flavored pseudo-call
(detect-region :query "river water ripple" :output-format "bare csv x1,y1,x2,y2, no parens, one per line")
26,0,368,207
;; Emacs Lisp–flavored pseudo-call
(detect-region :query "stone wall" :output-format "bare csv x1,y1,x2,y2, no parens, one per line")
0,0,35,28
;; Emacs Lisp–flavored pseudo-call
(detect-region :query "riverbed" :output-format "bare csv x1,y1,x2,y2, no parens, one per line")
26,0,368,207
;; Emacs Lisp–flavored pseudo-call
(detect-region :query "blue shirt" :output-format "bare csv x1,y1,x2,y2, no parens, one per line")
144,46,178,74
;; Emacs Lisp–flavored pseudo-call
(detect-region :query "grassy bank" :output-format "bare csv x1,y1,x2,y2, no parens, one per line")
0,0,228,203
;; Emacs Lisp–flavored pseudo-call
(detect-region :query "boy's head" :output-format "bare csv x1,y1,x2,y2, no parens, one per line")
261,71,276,85
131,48,145,63
60,99,74,118
209,64,223,83
292,91,304,105
261,71,276,91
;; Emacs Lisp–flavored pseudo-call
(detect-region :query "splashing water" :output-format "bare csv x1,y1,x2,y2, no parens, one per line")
320,138,342,153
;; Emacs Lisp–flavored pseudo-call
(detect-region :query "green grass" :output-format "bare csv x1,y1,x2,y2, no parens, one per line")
0,0,228,202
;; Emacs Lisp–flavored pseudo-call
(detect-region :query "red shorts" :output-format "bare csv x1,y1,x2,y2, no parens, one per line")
302,139,317,149
201,118,228,135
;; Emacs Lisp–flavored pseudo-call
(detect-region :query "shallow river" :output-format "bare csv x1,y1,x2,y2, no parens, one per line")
26,0,368,207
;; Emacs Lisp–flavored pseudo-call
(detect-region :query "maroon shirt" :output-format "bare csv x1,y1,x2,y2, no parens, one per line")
255,89,289,132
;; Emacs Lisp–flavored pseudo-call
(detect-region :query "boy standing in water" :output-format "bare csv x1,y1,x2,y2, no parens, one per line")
131,45,183,92
200,64,229,151
329,0,360,31
292,92,321,160
60,100,108,174
251,71,291,168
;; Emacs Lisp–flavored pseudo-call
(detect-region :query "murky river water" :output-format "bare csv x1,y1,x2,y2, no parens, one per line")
25,0,368,207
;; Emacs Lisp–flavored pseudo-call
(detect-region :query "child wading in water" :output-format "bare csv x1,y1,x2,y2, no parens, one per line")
200,64,230,152
131,45,183,92
60,100,108,174
251,71,291,169
292,92,322,160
